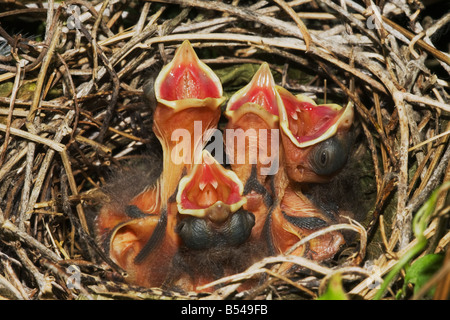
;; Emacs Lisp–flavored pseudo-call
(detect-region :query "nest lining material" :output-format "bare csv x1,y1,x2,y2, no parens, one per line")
0,0,449,300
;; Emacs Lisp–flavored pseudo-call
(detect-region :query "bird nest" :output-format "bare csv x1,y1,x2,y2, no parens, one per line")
0,0,449,300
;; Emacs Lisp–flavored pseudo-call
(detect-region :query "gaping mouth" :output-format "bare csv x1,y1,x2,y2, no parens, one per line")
176,150,247,218
225,62,281,127
277,86,354,148
96,53,354,289
175,150,254,250
152,40,225,204
154,40,225,110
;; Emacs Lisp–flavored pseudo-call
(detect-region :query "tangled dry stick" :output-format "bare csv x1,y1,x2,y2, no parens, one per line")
0,0,449,300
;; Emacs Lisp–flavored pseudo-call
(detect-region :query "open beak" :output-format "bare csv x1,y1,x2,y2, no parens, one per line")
99,41,226,287
96,185,179,287
175,150,254,252
224,63,283,200
155,40,224,110
96,56,354,290
153,40,225,203
105,209,179,287
176,150,246,221
225,62,280,127
277,87,353,148
277,87,354,182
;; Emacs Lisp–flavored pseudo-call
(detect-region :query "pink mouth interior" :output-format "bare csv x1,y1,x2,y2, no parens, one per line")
179,162,242,210
159,64,222,101
228,83,279,116
281,93,342,143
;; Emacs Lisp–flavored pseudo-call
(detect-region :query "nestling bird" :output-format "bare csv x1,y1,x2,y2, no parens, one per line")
94,40,356,292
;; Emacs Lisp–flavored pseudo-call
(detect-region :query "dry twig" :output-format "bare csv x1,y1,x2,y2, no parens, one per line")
0,0,448,300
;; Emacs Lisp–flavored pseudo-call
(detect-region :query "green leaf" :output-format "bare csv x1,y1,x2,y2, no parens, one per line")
17,82,37,100
317,273,348,300
403,253,444,297
215,64,261,88
0,82,13,97
373,182,450,300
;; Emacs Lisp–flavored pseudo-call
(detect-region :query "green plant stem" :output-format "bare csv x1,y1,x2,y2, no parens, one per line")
373,238,427,300
373,182,450,300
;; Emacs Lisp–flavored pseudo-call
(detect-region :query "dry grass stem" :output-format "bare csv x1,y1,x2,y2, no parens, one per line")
0,0,448,300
